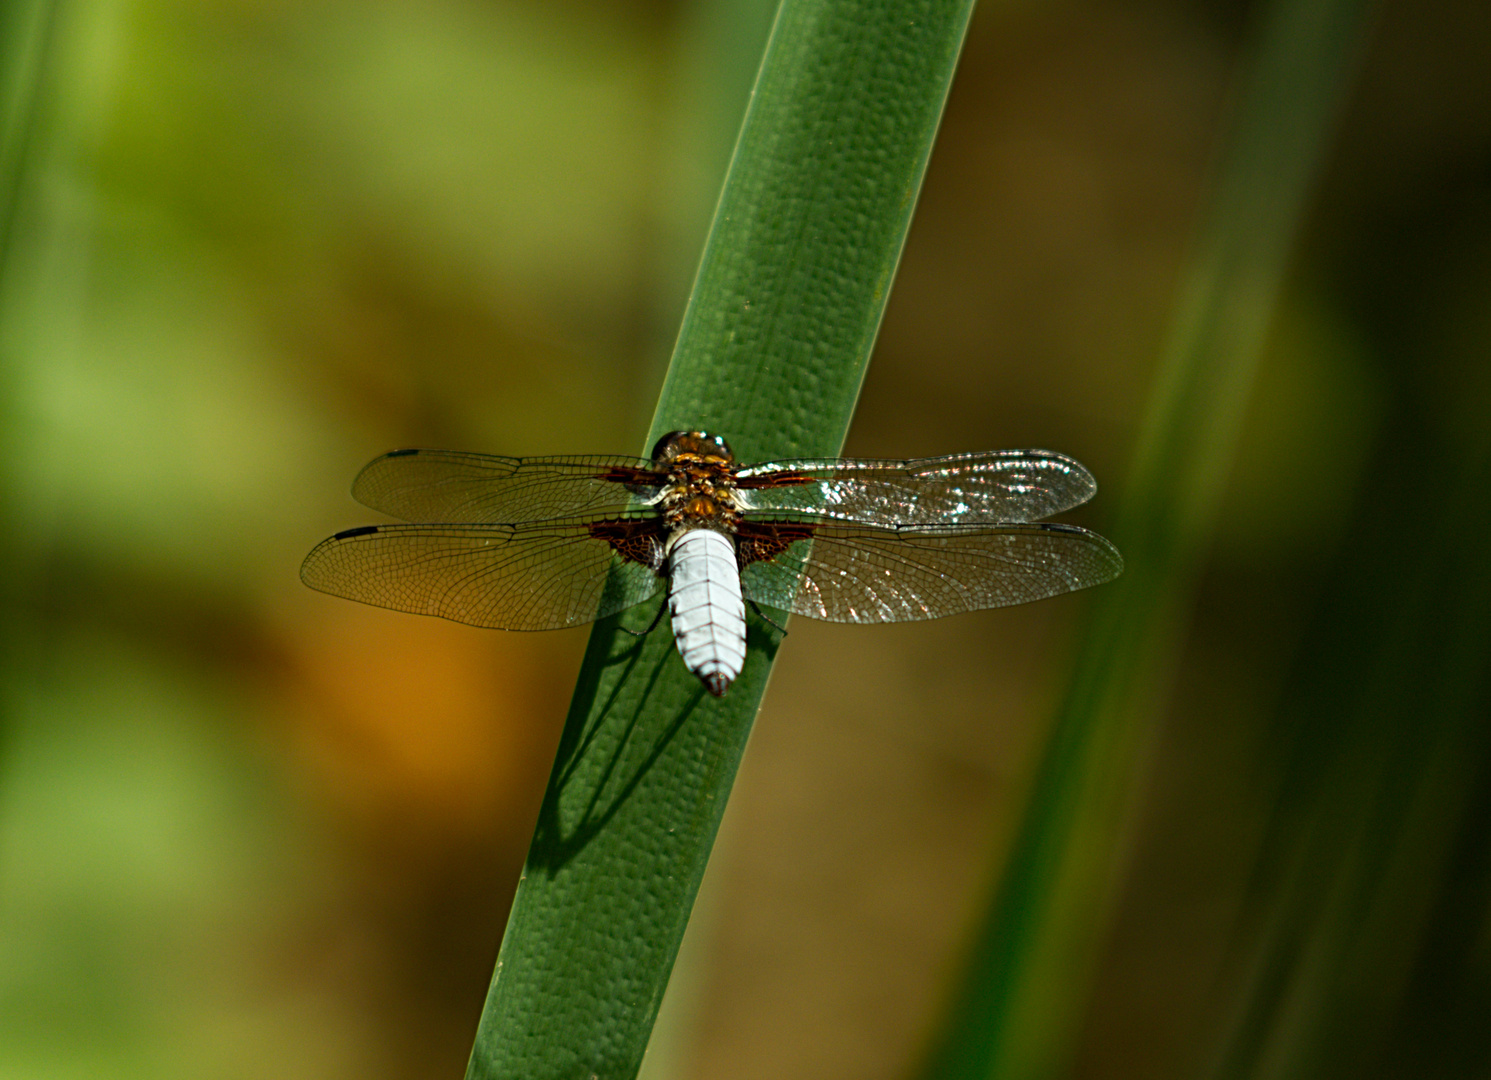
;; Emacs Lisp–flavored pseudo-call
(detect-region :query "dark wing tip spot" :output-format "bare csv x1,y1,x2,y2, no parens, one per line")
386,448,420,458
333,525,381,540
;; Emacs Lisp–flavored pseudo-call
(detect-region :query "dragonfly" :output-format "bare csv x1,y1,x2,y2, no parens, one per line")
301,430,1123,697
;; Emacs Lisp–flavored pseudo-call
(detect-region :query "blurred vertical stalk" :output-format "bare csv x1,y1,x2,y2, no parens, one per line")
1200,108,1491,1080
1206,435,1491,1080
465,1,977,1078
0,0,65,757
919,0,1379,1077
0,0,60,270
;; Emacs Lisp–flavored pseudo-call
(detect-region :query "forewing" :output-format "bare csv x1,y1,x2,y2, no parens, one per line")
352,449,666,523
738,520,1122,623
736,449,1097,525
300,518,664,630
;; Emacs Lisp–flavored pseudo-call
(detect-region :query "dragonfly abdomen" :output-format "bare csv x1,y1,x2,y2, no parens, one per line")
666,528,746,697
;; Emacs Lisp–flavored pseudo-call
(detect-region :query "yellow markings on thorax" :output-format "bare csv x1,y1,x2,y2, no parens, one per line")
660,453,742,532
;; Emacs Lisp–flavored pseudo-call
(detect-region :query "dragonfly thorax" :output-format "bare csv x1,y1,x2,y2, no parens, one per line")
654,431,743,533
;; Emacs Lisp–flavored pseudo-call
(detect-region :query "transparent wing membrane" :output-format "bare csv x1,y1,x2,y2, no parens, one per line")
736,449,1097,525
300,520,663,630
739,521,1122,623
352,449,665,524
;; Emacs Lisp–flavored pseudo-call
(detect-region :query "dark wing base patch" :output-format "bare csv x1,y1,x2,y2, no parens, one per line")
734,520,816,567
589,518,666,572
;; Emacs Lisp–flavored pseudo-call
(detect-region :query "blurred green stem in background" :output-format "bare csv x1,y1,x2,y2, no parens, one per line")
1,0,60,271
464,1,977,1077
918,0,1380,1077
1200,62,1491,1080
1207,434,1491,1079
0,0,65,749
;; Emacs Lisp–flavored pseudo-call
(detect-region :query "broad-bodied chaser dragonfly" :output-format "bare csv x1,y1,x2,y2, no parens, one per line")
301,431,1122,697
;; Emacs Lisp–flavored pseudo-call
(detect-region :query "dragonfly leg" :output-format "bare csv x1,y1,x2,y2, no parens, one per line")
747,599,789,635
618,595,668,637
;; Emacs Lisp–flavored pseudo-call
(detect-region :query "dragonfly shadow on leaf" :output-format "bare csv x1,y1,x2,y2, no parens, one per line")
744,610,786,661
527,611,710,874
525,607,783,873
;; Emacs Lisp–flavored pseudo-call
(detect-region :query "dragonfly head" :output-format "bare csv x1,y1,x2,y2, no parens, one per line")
652,430,734,466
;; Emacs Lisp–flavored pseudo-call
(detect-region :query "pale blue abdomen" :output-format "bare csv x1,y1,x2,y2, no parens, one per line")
666,528,747,696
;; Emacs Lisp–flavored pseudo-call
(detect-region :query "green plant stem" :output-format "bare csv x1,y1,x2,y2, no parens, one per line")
465,1,976,1077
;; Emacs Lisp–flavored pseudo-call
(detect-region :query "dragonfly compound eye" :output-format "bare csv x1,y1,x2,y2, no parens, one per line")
652,430,734,464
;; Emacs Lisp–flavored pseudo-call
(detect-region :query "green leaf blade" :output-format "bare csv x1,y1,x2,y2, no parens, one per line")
466,1,976,1077
657,0,975,462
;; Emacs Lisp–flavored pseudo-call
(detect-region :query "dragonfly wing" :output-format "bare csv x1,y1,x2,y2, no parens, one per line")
736,449,1098,525
301,518,665,630
352,449,666,523
738,520,1122,623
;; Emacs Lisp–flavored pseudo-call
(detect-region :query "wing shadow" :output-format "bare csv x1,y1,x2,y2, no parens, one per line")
526,608,708,873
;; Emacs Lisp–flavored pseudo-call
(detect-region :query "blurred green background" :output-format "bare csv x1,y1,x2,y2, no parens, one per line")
2,0,1488,1078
